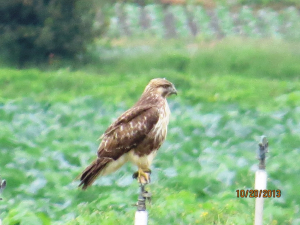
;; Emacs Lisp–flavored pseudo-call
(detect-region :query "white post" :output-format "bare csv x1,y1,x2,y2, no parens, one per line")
0,179,6,225
135,211,148,225
254,136,268,225
134,184,150,225
254,170,267,225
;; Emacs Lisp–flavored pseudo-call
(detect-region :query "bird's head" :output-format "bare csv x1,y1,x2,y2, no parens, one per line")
145,78,177,98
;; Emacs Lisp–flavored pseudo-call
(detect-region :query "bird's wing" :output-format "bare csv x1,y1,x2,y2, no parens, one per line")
97,105,159,159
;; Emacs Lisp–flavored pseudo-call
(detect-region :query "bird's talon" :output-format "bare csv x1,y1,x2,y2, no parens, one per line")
144,169,151,174
132,171,138,180
134,169,151,184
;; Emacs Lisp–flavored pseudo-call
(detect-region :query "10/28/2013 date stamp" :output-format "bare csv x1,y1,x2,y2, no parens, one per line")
236,189,281,198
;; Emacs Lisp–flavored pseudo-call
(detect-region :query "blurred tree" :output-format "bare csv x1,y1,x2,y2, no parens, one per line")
0,0,108,67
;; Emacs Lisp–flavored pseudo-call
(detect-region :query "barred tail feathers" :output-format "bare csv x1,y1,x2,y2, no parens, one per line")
79,157,112,190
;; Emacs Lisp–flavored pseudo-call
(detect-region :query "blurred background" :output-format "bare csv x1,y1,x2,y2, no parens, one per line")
0,0,300,224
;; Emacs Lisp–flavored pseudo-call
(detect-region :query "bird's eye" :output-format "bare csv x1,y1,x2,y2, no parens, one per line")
162,84,169,88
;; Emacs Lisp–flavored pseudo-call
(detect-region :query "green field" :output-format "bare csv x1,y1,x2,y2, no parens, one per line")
108,3,300,40
1,38,300,224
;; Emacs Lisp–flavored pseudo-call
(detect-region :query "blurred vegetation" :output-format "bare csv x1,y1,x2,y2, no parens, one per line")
131,0,300,7
140,0,300,7
1,39,300,110
0,1,300,225
215,0,300,7
0,0,299,68
0,0,107,67
106,3,300,40
0,38,300,224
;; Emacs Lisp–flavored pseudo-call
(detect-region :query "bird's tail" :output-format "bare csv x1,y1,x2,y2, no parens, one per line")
78,157,112,190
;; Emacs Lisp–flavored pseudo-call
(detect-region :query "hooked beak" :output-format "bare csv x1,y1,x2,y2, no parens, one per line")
170,85,177,96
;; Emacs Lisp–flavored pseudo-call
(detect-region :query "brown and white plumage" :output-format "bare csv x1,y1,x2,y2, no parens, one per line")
78,78,177,189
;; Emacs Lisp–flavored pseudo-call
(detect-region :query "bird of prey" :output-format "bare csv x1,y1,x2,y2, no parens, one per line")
78,78,177,189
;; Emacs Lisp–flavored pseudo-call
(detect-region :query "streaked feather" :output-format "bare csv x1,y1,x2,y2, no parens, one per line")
78,78,176,189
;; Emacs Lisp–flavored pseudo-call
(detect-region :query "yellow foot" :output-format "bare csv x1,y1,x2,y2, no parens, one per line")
132,168,151,184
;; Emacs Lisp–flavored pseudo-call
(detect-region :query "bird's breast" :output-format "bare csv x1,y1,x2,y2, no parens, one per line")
128,150,157,169
131,101,170,159
152,101,170,141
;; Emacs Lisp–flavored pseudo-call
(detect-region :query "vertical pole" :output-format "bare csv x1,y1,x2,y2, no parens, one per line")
254,136,268,225
0,178,6,225
134,185,150,225
135,211,148,225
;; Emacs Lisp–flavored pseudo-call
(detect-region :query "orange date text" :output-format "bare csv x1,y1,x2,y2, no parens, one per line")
236,189,281,198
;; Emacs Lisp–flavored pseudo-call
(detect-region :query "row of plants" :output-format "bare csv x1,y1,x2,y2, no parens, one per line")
107,4,300,40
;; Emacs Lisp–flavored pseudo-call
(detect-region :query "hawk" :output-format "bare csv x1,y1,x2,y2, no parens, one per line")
78,78,177,189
